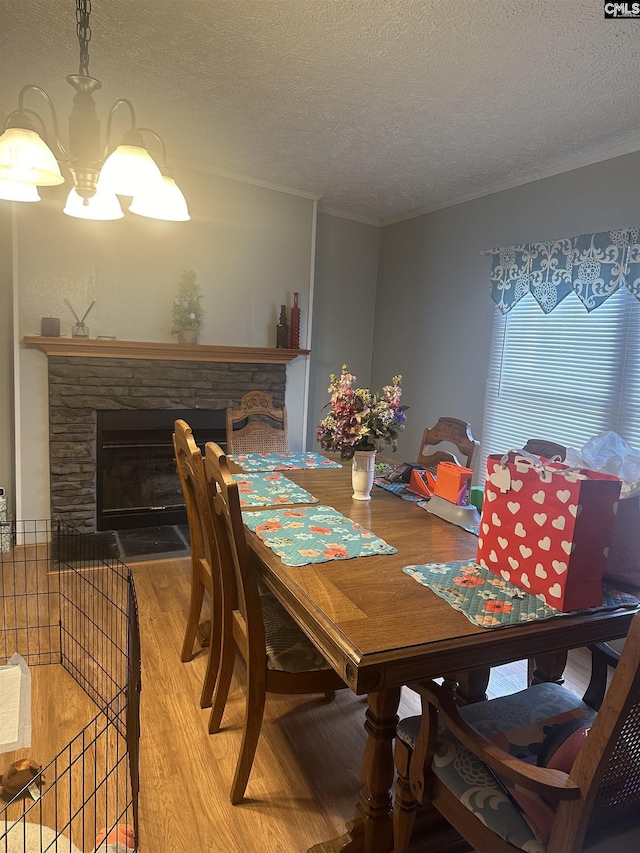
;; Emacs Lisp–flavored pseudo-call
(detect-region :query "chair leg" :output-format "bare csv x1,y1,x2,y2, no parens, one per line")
200,613,222,709
207,623,236,726
181,577,204,662
230,661,267,805
393,738,417,853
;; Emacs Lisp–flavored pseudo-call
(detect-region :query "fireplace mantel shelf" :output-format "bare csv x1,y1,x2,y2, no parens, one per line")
24,337,310,364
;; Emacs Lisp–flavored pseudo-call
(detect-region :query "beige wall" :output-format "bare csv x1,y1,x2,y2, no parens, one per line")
372,152,640,465
309,213,381,446
10,169,316,520
0,208,14,510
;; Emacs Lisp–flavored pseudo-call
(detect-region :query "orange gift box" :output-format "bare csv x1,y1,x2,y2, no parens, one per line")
433,462,473,504
409,468,436,497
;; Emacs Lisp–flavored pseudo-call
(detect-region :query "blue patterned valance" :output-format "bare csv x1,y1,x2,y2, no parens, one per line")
489,227,640,314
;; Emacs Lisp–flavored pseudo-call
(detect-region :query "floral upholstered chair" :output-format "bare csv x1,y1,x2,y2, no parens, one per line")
393,612,640,853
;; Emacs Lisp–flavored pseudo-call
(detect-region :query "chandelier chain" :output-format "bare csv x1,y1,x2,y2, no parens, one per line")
76,0,92,77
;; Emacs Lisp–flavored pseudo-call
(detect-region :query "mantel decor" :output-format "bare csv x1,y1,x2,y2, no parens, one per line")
24,337,309,364
171,270,203,344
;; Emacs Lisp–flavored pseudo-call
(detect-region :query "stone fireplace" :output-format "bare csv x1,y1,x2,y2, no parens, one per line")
22,338,306,534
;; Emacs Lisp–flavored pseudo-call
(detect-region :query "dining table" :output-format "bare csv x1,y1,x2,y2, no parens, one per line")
238,458,637,853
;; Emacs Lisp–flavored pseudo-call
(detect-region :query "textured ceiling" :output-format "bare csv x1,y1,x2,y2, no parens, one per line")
1,0,639,223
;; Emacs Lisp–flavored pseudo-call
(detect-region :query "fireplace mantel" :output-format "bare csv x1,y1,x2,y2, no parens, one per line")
24,336,309,363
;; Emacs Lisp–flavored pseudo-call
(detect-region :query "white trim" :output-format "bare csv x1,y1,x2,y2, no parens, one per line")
167,156,323,201
11,206,22,518
317,205,381,227
301,199,318,451
381,134,640,226
168,134,640,228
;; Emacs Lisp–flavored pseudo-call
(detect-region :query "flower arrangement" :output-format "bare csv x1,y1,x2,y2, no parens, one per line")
316,365,407,460
172,269,203,332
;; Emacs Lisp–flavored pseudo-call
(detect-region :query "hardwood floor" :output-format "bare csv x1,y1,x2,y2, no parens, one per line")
131,556,601,853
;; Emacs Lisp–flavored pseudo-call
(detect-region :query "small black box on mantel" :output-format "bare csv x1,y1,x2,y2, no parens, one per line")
41,317,60,337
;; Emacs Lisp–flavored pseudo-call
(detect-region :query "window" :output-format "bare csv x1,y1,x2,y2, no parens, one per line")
480,287,640,478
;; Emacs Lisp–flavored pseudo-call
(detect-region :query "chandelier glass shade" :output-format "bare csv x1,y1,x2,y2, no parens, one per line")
0,128,65,186
63,186,124,220
129,175,191,222
0,178,41,203
0,1,189,222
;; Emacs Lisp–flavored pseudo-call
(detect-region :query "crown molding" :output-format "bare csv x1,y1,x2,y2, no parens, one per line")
167,155,323,201
380,134,640,226
167,133,639,227
317,205,381,227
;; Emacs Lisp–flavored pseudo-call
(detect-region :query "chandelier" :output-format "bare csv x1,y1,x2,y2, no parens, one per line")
0,0,190,221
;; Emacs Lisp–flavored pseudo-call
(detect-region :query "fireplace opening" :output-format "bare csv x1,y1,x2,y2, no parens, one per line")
96,408,226,531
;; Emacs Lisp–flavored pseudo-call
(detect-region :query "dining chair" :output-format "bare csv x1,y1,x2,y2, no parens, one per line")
392,611,640,853
226,390,288,454
417,417,479,473
173,419,221,709
202,440,347,804
522,438,567,461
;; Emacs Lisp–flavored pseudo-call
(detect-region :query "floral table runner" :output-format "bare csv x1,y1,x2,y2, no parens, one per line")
243,505,397,567
373,479,423,502
403,560,639,629
230,452,342,472
232,472,318,508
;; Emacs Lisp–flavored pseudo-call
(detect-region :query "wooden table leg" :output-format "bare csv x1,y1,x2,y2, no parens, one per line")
308,687,401,853
455,667,491,705
530,650,568,685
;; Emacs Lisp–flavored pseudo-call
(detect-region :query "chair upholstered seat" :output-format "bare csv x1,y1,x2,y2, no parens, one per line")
397,683,596,852
260,591,332,673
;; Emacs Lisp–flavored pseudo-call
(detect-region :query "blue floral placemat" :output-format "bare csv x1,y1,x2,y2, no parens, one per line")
230,452,342,472
373,478,423,502
233,472,318,508
403,560,639,629
243,505,397,567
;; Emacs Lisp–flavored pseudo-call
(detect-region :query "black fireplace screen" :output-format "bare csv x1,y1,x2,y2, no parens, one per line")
96,409,226,530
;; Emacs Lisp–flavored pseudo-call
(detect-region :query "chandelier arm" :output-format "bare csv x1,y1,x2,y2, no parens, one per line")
16,85,72,159
136,127,167,167
102,99,137,158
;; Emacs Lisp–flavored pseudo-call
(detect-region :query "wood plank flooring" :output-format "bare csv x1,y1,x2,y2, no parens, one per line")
1,554,631,852
130,556,597,853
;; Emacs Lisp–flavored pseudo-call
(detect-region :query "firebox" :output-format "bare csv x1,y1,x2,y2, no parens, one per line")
96,408,226,530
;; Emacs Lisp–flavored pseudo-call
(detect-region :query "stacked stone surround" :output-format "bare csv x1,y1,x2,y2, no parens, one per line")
47,356,286,533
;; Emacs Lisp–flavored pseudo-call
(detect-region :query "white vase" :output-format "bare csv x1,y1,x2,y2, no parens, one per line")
351,450,376,501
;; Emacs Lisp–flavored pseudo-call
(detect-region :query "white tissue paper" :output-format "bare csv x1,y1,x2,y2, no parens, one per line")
565,431,640,499
566,432,640,586
0,653,32,753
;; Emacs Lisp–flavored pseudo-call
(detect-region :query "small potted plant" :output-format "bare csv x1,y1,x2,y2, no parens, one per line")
172,269,203,344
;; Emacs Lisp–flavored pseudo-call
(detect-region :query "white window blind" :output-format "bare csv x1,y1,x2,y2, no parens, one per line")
480,287,640,480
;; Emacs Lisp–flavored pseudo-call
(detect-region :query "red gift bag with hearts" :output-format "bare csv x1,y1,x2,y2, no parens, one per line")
477,453,622,611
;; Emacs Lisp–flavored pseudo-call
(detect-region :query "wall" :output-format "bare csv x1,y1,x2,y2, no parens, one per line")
372,152,640,465
11,168,315,520
309,212,381,446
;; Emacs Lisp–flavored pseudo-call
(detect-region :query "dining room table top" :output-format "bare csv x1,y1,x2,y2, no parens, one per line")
240,459,637,695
